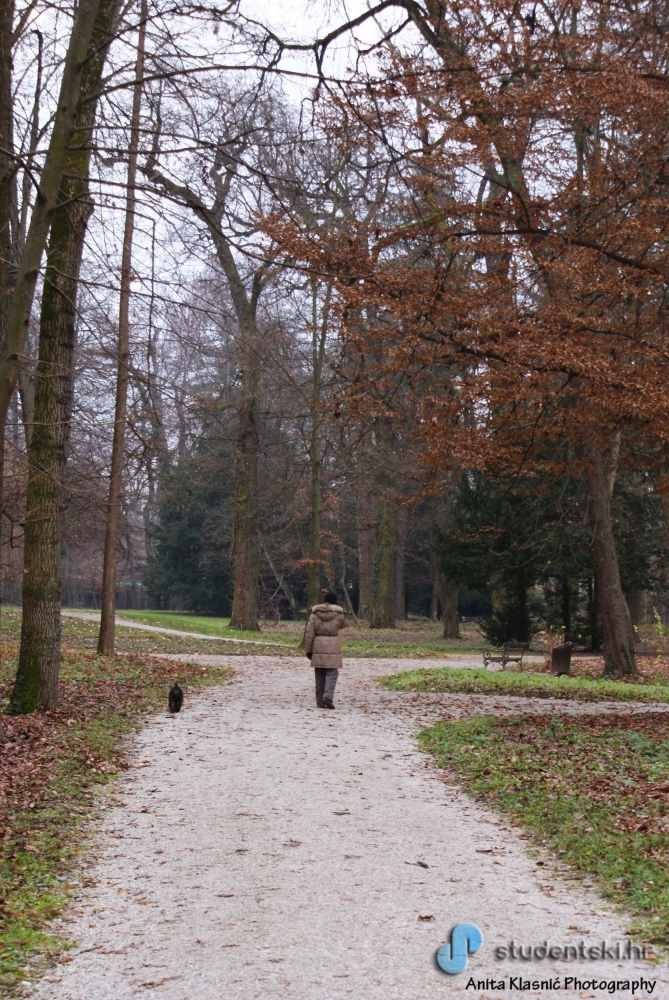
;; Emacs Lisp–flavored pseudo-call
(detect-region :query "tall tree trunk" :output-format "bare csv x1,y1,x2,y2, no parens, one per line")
338,543,358,623
9,196,93,711
370,500,396,628
307,424,321,608
368,416,397,628
9,0,121,712
628,590,647,627
0,422,5,739
587,575,601,652
141,218,166,559
516,566,530,643
143,157,264,631
561,576,571,635
394,504,408,620
16,29,43,254
441,579,460,639
0,0,103,428
228,359,260,630
583,442,637,677
430,542,460,638
430,551,440,620
357,487,374,620
0,0,14,696
98,0,146,656
17,368,34,448
306,283,329,608
0,0,14,338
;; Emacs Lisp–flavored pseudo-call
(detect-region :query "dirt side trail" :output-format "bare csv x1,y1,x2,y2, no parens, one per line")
36,656,666,1000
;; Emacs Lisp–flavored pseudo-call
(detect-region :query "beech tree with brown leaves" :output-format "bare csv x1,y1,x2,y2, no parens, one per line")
268,0,669,677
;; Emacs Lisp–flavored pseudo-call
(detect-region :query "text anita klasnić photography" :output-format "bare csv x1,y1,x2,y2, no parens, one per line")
465,977,657,995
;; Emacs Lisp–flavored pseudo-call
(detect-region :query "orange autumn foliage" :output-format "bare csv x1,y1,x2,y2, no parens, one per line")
267,0,669,675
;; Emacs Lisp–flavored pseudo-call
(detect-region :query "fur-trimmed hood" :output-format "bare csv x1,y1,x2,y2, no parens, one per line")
304,603,347,669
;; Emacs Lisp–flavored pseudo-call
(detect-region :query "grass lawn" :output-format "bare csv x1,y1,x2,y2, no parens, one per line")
380,666,669,703
82,609,298,646
0,609,292,658
420,714,669,945
0,643,230,993
96,609,487,658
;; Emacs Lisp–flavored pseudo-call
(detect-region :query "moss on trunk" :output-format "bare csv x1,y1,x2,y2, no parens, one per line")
9,0,120,713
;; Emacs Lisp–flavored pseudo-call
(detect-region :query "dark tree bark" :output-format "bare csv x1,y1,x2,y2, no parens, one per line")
307,419,322,608
515,567,531,643
561,576,571,635
306,283,330,608
430,551,440,621
369,418,396,629
0,422,5,739
14,31,41,452
0,0,14,714
357,488,374,620
0,0,13,342
628,590,647,627
144,159,263,631
430,545,460,638
0,0,103,428
586,575,601,652
441,579,460,639
8,0,121,713
583,442,637,677
370,500,396,628
394,504,408,620
228,359,260,629
98,0,146,657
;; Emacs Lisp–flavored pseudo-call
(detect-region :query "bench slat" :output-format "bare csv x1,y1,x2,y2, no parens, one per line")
483,642,528,671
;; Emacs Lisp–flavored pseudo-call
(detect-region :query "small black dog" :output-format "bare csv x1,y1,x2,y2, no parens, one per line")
168,682,183,714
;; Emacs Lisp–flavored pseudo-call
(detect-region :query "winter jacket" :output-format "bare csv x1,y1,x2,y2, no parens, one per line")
304,604,347,669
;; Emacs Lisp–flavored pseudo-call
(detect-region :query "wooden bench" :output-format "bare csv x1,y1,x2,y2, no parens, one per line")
483,642,528,671
550,642,573,676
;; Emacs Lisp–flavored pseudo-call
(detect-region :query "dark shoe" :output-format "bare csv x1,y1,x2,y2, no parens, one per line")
317,701,327,708
322,698,335,710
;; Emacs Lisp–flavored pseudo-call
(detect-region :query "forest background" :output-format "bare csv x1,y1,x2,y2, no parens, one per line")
2,0,669,712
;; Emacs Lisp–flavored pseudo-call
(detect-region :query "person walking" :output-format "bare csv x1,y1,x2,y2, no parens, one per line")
304,590,347,709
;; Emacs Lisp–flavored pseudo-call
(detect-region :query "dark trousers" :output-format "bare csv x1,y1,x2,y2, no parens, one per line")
314,667,338,705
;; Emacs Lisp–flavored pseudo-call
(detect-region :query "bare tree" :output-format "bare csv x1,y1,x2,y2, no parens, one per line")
8,0,123,713
0,0,105,427
97,0,147,657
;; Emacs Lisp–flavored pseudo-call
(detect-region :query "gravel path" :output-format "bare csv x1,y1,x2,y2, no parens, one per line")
37,656,666,1000
60,612,288,648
